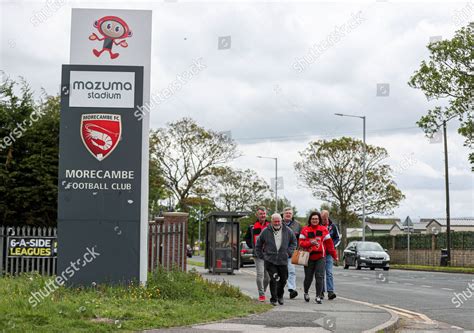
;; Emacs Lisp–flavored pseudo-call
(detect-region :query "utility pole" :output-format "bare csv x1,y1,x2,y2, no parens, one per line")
443,120,451,266
257,156,278,212
275,158,278,212
362,116,366,242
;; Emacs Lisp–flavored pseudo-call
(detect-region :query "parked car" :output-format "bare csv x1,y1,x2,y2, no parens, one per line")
343,241,390,271
186,244,193,258
240,241,254,267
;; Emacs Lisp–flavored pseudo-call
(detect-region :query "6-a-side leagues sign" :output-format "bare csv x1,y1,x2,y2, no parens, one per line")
58,9,152,285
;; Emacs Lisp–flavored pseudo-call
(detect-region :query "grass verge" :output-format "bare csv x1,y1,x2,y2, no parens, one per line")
0,268,270,333
187,260,204,267
391,264,474,274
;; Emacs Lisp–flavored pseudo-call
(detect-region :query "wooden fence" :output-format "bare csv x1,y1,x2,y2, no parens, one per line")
148,216,188,272
1,213,188,276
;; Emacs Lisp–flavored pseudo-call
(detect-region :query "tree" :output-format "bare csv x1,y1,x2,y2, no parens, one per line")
319,203,359,228
183,196,215,248
0,78,60,226
408,23,474,170
255,196,298,216
294,137,405,247
208,166,271,212
148,158,170,218
149,118,239,210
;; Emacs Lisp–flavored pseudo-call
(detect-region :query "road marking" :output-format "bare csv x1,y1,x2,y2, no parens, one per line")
381,304,434,324
442,287,454,291
421,285,432,288
337,296,399,333
404,283,414,286
362,277,370,280
388,281,397,284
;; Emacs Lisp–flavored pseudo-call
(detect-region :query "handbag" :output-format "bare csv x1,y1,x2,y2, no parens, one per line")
291,247,310,266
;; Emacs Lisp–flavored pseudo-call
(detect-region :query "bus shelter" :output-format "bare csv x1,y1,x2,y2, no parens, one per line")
205,212,249,274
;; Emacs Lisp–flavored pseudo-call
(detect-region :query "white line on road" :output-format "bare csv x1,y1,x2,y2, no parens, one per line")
404,283,414,286
421,285,432,288
442,288,454,291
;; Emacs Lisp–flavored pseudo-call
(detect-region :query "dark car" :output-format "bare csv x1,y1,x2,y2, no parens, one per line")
240,241,254,267
343,241,390,271
186,244,193,258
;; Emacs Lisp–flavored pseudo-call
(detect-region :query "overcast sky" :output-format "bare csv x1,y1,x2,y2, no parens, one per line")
1,0,473,220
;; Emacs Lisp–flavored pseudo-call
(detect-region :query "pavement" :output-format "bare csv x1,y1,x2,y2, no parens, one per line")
145,259,399,333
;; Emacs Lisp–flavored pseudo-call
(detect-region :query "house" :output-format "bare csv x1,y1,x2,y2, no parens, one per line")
390,216,428,235
346,228,363,238
422,218,474,234
364,222,393,236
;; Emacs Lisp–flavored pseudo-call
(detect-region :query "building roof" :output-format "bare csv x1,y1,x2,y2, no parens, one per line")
421,218,474,227
365,222,393,231
392,221,428,231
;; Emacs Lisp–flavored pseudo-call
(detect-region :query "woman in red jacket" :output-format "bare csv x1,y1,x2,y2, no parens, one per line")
299,211,338,304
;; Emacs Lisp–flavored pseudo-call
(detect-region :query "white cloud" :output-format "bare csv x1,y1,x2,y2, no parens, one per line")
1,0,472,218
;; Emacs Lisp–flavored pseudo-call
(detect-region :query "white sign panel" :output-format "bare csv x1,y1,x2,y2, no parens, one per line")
70,8,152,284
69,71,135,108
271,177,284,190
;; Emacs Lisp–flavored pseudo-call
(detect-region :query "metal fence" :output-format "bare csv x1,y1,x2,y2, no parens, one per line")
1,221,187,276
0,226,57,276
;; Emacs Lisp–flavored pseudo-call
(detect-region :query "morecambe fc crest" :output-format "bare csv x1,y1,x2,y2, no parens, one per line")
80,114,121,161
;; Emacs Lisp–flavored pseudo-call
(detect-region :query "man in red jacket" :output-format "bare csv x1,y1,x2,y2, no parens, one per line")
244,207,270,301
299,211,338,304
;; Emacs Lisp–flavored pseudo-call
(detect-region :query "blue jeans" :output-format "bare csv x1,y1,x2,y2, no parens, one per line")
287,258,296,290
324,255,335,292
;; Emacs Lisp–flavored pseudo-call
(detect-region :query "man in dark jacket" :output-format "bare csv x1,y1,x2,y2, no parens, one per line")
321,210,341,300
282,207,301,299
255,213,297,306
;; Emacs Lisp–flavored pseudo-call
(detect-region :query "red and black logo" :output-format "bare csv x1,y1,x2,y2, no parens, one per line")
81,114,121,161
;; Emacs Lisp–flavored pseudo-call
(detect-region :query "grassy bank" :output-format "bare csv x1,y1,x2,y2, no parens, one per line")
187,259,204,267
0,269,270,332
391,264,474,274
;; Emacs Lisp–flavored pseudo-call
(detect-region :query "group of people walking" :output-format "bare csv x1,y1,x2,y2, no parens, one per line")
245,207,340,306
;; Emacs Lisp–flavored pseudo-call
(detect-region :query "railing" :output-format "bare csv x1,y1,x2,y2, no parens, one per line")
0,226,57,276
1,213,188,276
148,214,188,272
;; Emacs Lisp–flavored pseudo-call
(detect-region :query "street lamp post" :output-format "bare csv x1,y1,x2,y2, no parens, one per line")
442,120,451,265
257,156,278,212
335,113,367,241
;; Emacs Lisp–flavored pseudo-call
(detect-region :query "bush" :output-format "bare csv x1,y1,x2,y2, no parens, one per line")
348,232,474,250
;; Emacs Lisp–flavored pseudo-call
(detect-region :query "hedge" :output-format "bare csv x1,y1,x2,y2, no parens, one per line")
347,231,474,250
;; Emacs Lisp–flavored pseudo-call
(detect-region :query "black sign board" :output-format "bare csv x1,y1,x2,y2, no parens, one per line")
58,65,144,285
7,237,57,258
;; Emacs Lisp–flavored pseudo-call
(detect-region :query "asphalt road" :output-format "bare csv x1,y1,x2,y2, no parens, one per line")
295,265,474,330
190,256,473,330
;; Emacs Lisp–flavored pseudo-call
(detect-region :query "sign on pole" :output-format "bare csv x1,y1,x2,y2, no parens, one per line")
271,177,284,191
58,9,152,285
